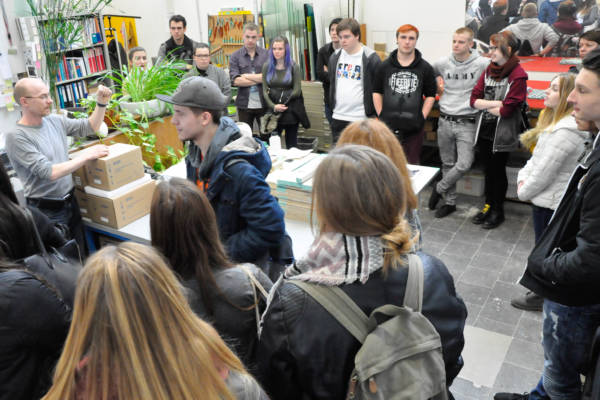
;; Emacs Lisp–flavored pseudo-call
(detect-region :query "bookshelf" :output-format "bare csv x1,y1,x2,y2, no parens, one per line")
16,12,111,109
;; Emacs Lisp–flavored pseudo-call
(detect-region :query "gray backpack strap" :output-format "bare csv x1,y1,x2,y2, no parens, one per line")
403,254,424,312
288,280,370,343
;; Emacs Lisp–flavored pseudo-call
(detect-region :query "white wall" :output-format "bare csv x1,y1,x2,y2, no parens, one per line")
360,0,465,65
106,0,259,60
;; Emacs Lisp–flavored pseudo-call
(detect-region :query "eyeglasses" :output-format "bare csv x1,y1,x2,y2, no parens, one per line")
194,54,210,58
25,93,51,100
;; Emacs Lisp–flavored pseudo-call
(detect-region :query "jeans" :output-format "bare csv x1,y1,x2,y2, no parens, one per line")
324,102,333,126
400,129,425,165
529,299,600,400
436,118,476,206
27,194,86,255
330,118,351,144
532,205,554,243
276,123,299,149
238,108,266,134
477,137,509,210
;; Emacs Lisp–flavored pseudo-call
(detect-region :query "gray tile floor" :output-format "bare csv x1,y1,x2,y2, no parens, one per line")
418,187,544,399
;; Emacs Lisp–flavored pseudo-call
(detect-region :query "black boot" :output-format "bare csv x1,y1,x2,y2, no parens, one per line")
483,207,505,229
428,188,442,210
472,203,491,224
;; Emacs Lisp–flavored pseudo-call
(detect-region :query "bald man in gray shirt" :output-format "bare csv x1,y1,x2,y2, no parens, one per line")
5,78,112,251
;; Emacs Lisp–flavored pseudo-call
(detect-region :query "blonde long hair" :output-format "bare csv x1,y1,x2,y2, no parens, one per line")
312,145,414,271
520,73,576,150
43,242,245,400
337,118,419,210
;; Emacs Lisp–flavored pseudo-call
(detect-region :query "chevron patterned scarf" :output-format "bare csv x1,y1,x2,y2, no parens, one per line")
284,232,384,286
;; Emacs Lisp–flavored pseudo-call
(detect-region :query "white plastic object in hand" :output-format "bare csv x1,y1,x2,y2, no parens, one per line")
97,121,108,138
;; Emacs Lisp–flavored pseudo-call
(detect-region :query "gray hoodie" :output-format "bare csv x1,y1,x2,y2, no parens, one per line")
502,18,558,54
433,51,488,116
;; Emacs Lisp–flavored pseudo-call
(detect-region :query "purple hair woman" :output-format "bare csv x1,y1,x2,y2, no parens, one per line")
261,35,309,148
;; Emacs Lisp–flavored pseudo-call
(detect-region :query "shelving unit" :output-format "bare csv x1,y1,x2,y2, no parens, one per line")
208,12,254,68
16,13,111,110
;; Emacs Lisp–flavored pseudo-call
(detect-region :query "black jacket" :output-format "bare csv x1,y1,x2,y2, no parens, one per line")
316,42,335,106
521,137,600,306
373,49,437,137
257,252,467,400
327,46,382,118
477,14,511,44
182,264,273,367
0,269,70,400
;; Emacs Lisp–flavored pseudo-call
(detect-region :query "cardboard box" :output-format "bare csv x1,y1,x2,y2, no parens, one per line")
85,143,144,191
506,166,520,199
69,150,88,189
456,171,485,197
374,43,387,52
73,188,90,218
85,175,155,229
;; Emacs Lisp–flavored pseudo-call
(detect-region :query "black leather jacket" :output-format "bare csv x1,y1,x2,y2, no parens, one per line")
257,252,467,400
182,264,273,367
521,139,600,306
0,269,70,400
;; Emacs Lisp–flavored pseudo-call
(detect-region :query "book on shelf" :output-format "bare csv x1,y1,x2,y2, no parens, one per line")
49,16,103,51
56,55,98,82
57,80,89,108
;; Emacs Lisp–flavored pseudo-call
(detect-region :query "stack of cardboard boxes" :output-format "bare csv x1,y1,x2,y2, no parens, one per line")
298,81,332,151
71,143,156,229
267,152,324,223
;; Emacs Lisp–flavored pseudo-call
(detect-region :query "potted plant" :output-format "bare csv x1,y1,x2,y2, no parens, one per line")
73,95,187,172
105,57,187,118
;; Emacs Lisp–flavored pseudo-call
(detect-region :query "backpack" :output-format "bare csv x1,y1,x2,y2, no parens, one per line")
550,27,579,57
289,254,448,400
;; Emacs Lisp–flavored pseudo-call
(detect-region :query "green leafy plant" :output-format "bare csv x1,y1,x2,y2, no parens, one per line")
72,91,186,172
26,0,112,104
115,112,186,172
105,56,187,102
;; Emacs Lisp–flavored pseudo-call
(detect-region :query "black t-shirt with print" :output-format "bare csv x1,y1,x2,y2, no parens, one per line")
373,49,437,138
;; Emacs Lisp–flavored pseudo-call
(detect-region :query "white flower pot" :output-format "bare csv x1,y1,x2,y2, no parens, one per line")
120,98,168,118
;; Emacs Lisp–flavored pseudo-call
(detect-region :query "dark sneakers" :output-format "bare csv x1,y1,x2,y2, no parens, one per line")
428,188,442,210
472,203,491,224
494,392,529,400
483,209,505,229
435,204,456,218
511,291,544,312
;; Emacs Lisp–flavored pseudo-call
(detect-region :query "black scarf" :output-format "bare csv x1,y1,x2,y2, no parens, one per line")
165,35,194,61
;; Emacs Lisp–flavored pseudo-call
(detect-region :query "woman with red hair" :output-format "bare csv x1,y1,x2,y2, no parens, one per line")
470,30,528,229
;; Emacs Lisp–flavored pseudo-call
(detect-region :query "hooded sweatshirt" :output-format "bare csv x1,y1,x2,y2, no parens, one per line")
433,51,488,116
539,0,562,25
185,117,285,263
373,49,437,137
502,18,559,53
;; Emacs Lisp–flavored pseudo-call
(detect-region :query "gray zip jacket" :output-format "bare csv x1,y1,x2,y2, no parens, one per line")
433,51,488,116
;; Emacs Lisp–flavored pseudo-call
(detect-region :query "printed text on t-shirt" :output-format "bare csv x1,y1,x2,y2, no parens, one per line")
389,71,419,95
337,63,362,81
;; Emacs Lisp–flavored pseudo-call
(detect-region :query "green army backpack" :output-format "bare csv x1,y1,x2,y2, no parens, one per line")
289,253,448,400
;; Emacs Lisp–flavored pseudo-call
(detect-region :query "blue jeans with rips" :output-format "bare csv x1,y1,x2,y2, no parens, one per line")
529,299,600,400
